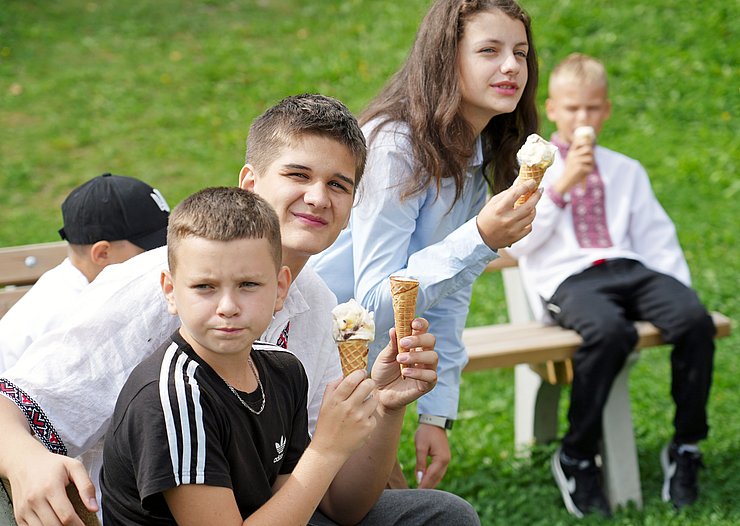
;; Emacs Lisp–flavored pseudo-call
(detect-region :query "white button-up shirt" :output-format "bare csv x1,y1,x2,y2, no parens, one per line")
0,257,89,372
507,145,690,321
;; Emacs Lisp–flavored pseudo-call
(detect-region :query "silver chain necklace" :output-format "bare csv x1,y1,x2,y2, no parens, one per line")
223,356,265,415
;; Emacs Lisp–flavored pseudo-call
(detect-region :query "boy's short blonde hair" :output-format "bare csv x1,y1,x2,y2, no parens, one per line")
167,187,282,273
549,53,608,95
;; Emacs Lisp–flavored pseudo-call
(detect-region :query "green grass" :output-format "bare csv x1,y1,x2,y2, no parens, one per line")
1,0,738,524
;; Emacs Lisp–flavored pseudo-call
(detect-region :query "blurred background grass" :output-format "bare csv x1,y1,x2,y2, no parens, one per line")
1,0,738,524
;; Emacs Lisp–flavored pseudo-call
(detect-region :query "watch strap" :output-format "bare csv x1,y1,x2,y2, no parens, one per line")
418,413,454,430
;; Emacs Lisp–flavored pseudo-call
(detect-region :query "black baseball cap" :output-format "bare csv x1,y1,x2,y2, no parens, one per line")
58,173,170,250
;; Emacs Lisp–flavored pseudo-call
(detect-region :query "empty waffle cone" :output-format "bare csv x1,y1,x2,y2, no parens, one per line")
389,276,419,366
514,164,547,207
338,339,369,376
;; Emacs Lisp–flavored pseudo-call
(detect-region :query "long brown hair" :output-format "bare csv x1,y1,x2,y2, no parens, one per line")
360,0,539,200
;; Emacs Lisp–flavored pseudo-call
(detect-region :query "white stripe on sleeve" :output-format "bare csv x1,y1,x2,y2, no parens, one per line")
186,360,206,483
174,352,193,484
159,342,181,486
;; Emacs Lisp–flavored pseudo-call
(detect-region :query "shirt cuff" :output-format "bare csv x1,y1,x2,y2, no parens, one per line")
546,186,569,209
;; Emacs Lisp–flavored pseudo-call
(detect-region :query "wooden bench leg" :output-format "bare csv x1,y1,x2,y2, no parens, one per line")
514,364,561,456
1,479,18,525
600,352,643,510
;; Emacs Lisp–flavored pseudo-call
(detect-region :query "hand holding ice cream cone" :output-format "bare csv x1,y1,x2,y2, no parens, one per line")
332,299,375,376
554,126,597,194
571,126,597,190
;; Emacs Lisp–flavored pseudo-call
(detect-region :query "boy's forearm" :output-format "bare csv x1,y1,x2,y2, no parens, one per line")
0,395,38,477
245,446,345,525
322,405,405,523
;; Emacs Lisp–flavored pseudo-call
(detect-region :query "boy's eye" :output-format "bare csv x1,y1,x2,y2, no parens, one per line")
287,172,309,180
240,281,260,288
193,283,212,290
329,180,351,193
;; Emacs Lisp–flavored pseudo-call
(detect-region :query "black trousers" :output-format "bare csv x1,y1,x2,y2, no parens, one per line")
547,259,715,459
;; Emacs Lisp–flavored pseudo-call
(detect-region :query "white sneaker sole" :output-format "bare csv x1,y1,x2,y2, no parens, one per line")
551,448,584,519
660,445,674,503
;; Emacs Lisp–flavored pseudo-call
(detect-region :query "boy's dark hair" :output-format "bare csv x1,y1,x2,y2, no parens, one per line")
245,94,367,187
167,187,282,272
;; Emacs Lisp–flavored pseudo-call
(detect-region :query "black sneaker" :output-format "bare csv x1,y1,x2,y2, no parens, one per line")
661,442,704,509
551,447,612,518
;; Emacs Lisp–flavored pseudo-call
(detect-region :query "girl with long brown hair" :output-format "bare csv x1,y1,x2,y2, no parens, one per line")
312,0,541,489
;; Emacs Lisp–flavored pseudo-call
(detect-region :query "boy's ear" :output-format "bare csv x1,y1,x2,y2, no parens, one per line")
89,241,112,266
545,97,557,123
273,265,292,314
239,164,257,192
160,270,178,315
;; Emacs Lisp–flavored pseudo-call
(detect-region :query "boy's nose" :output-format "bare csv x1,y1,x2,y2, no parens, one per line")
217,292,239,317
304,182,330,208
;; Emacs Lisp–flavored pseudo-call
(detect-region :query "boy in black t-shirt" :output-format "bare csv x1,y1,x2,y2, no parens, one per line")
101,187,379,525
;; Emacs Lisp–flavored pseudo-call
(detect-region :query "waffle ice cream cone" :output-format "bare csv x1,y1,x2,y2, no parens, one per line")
389,276,419,364
514,164,547,207
514,134,558,208
332,299,375,376
338,339,370,376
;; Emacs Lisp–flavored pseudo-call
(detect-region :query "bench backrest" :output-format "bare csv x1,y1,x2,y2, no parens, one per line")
0,242,68,318
485,251,535,324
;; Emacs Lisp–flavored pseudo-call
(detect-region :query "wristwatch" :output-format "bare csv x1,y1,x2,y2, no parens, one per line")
418,413,454,430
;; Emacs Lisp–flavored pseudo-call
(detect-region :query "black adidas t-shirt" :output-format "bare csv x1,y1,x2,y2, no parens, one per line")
101,330,310,525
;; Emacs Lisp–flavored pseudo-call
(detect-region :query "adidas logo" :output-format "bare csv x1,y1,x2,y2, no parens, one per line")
275,435,286,454
273,435,286,463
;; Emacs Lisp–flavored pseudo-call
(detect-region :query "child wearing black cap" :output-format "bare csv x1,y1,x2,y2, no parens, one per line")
0,173,169,372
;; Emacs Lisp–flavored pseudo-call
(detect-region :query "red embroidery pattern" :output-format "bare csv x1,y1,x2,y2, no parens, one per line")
551,134,613,249
570,172,614,249
0,379,67,455
276,322,290,349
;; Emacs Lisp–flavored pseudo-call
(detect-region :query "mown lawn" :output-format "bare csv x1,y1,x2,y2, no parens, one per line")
1,1,737,524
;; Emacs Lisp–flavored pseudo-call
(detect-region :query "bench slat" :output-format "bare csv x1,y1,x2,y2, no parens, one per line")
463,311,731,372
0,242,67,288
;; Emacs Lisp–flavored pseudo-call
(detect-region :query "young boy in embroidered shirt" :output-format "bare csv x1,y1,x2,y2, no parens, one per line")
506,53,715,518
0,173,170,372
102,187,379,525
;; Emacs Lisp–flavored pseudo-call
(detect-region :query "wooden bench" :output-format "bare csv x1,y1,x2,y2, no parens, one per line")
0,241,68,318
461,254,731,510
